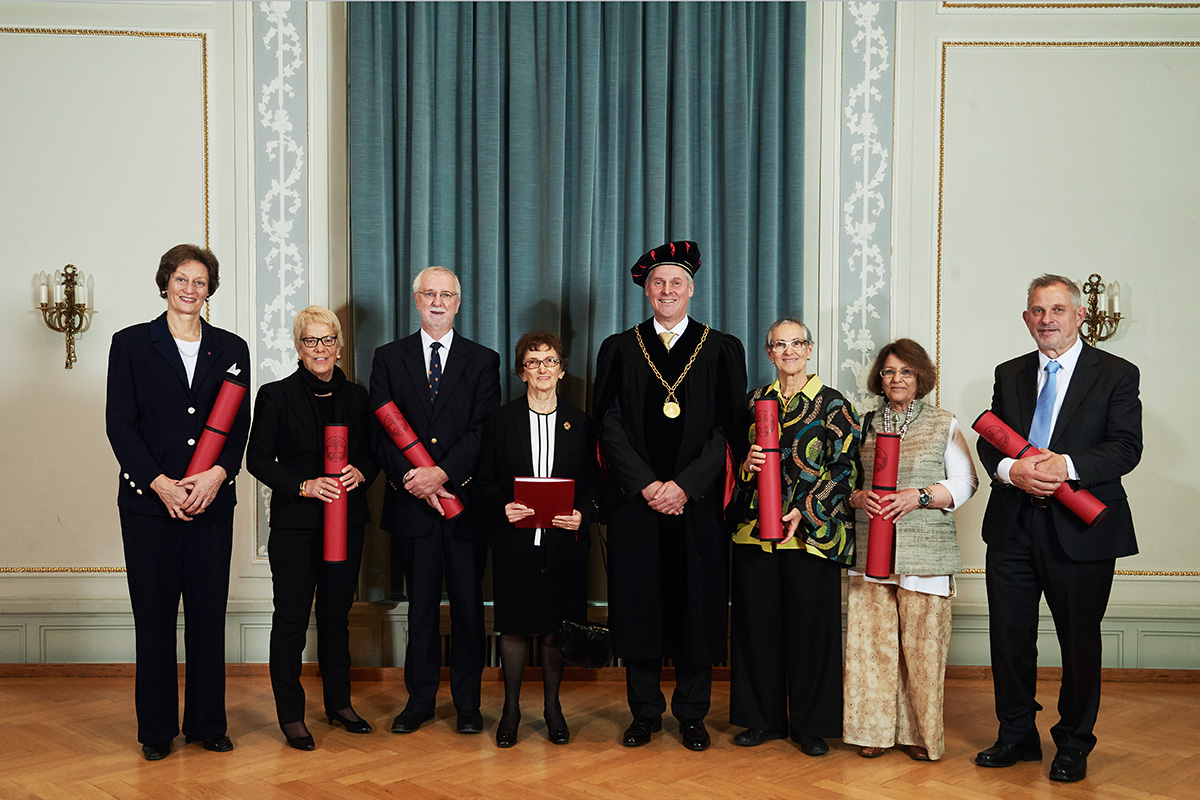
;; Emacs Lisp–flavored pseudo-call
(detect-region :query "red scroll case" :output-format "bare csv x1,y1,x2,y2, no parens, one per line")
184,376,248,479
754,399,785,542
865,432,901,580
373,400,465,520
972,410,1108,526
323,424,349,562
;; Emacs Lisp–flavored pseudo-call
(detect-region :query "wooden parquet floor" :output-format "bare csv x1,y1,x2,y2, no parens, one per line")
0,675,1197,799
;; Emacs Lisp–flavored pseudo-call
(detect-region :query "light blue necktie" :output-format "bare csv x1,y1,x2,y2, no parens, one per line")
1028,360,1061,449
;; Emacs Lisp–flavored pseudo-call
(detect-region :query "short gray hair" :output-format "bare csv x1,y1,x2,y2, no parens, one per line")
412,265,462,295
764,317,812,351
1027,274,1082,309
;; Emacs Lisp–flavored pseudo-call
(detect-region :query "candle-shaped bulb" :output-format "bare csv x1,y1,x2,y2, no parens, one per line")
1109,281,1120,315
39,274,48,305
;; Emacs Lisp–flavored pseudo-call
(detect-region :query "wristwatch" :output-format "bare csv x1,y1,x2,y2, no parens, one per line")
918,487,932,508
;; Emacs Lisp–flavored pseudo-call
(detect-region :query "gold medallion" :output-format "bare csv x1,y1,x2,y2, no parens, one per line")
663,400,681,418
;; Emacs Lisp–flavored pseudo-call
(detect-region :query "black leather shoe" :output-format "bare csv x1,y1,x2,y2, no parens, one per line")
186,734,233,753
391,708,434,734
285,731,315,751
1049,747,1087,782
141,742,171,761
794,735,829,756
733,728,788,747
679,719,711,751
457,709,484,734
975,739,1043,767
621,717,662,747
495,711,519,748
327,708,372,734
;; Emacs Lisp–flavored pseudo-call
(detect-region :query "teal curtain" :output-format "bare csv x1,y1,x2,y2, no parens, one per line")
348,2,805,404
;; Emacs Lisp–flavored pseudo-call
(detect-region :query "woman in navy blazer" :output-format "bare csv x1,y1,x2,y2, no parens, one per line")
246,305,378,751
476,331,600,749
105,244,251,761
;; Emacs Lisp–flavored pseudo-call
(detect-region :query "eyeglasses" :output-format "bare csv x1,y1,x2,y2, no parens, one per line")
418,290,459,302
300,335,339,348
880,367,916,380
770,339,810,353
523,357,562,370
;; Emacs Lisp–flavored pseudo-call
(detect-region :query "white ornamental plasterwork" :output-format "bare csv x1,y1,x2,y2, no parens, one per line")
256,0,307,384
839,2,893,411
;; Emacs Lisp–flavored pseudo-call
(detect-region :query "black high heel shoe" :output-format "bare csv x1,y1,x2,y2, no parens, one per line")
281,722,314,751
327,708,373,734
495,711,520,748
545,702,570,745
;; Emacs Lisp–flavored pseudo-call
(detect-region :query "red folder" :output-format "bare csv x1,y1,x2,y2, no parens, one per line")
513,477,575,528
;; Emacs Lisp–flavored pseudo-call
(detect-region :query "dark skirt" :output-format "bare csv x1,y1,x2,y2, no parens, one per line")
491,530,584,634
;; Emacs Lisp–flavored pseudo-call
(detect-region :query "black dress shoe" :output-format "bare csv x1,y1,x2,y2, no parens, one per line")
457,709,484,734
327,708,373,734
679,719,711,751
141,742,171,761
794,735,829,756
733,728,788,747
1049,747,1088,782
496,711,519,748
621,717,662,747
391,708,434,734
974,739,1043,767
285,732,315,751
186,734,233,753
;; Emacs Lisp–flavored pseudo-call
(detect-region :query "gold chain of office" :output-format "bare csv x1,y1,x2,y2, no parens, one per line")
634,324,710,418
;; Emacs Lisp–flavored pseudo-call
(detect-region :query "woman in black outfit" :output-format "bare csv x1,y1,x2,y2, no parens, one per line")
246,305,377,750
106,244,251,761
476,331,600,748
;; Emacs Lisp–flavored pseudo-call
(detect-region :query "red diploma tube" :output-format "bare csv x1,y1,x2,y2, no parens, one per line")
323,424,349,562
972,410,1107,526
373,400,465,519
754,399,785,542
865,432,901,580
184,376,247,479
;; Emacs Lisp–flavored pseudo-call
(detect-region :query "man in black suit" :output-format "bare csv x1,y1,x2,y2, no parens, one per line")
369,266,501,735
593,241,747,752
974,274,1142,782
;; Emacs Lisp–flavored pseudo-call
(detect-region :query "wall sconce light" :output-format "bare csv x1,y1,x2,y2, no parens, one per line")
1079,273,1122,347
38,265,91,369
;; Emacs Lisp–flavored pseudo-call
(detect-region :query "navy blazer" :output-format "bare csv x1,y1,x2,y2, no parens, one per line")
106,312,251,517
368,330,501,538
976,341,1142,561
246,366,379,530
475,398,601,568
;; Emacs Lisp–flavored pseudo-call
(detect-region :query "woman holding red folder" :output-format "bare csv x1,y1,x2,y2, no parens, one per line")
845,339,977,761
106,245,251,761
246,306,377,751
476,331,600,748
730,318,860,756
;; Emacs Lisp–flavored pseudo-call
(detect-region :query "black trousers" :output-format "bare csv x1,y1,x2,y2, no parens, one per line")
986,503,1115,753
729,544,844,737
268,525,365,724
120,508,233,745
395,528,487,713
625,658,712,722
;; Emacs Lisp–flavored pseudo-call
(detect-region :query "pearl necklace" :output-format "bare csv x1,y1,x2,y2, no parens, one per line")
882,399,915,440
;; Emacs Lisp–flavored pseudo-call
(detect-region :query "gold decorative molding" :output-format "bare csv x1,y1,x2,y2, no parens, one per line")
0,26,211,247
943,2,1200,9
962,568,1200,576
936,39,1200,404
0,25,209,575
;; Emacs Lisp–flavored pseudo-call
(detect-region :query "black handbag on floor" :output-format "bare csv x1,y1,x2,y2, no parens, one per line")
559,618,613,668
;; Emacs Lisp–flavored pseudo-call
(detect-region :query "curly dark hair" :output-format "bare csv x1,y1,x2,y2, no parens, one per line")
155,244,220,298
513,330,566,376
865,338,937,399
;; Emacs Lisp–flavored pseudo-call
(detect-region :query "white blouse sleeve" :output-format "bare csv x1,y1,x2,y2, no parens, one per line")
938,416,979,510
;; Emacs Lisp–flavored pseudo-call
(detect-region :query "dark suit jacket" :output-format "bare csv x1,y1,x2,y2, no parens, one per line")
475,398,601,569
106,312,251,517
368,330,501,538
976,341,1142,561
246,366,379,530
